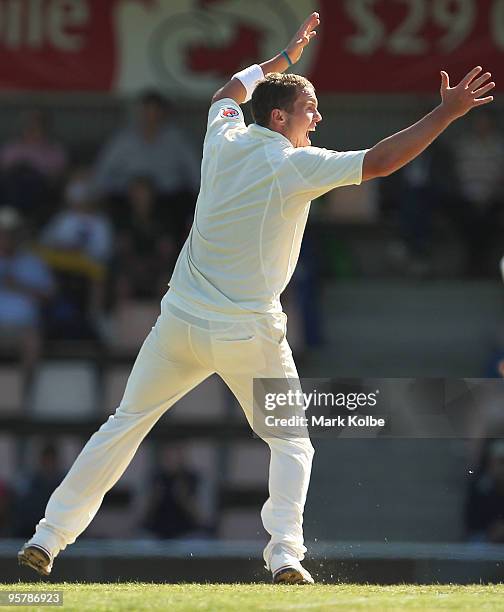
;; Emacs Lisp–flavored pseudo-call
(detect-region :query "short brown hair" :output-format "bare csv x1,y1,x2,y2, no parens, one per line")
251,73,314,128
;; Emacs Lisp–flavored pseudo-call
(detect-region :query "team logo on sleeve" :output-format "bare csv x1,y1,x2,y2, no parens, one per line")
221,107,240,118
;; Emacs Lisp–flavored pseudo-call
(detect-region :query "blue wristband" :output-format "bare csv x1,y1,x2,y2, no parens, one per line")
281,50,293,67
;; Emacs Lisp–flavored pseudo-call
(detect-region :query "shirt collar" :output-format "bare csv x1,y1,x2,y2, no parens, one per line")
248,123,293,147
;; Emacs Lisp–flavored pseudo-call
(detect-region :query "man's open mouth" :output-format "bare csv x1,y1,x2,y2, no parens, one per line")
306,127,316,143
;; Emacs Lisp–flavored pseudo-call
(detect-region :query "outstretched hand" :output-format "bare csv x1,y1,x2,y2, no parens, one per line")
285,12,320,65
440,66,495,119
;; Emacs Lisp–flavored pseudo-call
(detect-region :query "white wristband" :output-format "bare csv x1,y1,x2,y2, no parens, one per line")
232,64,264,103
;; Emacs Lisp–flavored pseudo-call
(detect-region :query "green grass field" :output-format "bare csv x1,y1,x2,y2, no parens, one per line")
1,583,504,611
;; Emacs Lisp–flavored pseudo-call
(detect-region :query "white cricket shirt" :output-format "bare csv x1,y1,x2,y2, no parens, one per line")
168,98,368,319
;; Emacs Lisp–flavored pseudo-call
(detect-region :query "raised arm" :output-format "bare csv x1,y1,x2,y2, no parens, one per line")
362,66,495,181
211,12,320,105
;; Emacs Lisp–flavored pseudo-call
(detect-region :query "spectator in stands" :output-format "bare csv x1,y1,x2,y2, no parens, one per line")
465,438,504,543
0,207,54,376
452,111,504,275
112,176,176,302
92,90,200,247
41,167,112,263
288,228,323,353
38,167,112,340
384,138,455,276
12,442,65,538
0,110,68,224
141,444,203,539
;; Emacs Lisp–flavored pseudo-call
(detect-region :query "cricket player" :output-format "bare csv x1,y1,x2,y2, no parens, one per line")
18,12,494,584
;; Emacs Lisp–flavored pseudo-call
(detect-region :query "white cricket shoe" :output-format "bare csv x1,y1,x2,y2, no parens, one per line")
17,543,53,576
269,546,314,584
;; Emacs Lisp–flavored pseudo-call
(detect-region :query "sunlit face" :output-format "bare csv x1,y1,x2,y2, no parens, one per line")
276,88,322,148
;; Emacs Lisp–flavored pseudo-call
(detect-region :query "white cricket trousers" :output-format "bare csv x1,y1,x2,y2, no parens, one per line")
29,291,314,569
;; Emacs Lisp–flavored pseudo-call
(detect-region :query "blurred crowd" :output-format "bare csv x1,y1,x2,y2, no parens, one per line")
0,91,201,377
381,110,504,278
0,440,210,540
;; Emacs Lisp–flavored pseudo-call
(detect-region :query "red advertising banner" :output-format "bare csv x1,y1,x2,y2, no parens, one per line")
312,0,504,93
0,0,118,90
0,0,502,95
